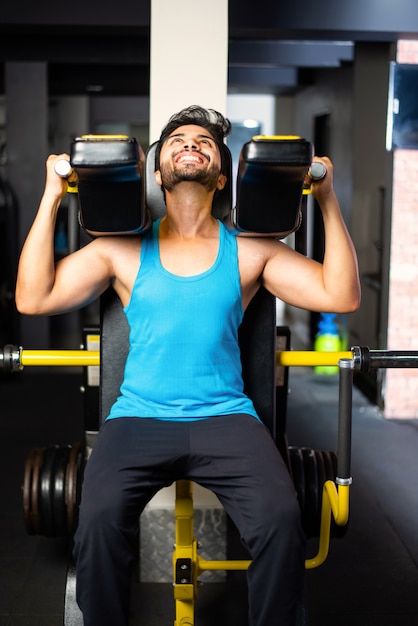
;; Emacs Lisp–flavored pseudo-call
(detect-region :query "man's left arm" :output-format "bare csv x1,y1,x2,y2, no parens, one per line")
261,157,361,314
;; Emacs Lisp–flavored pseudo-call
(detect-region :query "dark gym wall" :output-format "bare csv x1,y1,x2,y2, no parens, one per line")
229,0,418,37
0,0,150,27
2,0,418,36
5,63,50,349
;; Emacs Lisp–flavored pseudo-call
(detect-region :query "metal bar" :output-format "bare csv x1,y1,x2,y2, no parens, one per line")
21,350,100,367
369,350,418,369
276,351,353,367
337,359,354,482
173,480,196,626
305,483,350,569
67,193,80,254
17,349,354,369
19,349,350,368
12,348,418,370
197,557,251,572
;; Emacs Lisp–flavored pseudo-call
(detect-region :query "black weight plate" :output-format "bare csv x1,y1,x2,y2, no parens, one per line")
52,445,71,537
301,448,318,539
313,450,326,536
329,450,338,478
321,450,335,481
65,442,84,534
39,446,59,537
288,447,305,519
315,450,326,491
30,447,45,535
23,448,37,534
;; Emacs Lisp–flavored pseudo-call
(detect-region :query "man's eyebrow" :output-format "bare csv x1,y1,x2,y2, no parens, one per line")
168,132,215,142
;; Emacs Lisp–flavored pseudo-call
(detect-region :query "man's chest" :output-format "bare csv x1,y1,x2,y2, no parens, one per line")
158,236,219,277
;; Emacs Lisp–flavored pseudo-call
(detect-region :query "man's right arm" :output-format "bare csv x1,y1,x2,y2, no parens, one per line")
15,154,114,316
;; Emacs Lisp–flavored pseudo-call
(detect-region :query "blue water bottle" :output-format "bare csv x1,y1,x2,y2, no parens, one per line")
314,313,340,375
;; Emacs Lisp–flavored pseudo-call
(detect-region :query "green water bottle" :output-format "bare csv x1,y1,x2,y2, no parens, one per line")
314,313,340,375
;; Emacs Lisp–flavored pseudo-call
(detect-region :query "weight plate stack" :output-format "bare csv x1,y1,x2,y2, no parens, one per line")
288,446,306,524
23,447,45,535
301,447,319,539
65,442,84,535
22,443,85,537
288,446,348,539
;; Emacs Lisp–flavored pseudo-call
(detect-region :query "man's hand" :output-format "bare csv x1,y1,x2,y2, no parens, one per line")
44,154,76,201
306,156,335,205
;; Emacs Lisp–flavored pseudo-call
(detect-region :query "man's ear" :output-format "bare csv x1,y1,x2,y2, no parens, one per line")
155,170,162,187
217,173,227,190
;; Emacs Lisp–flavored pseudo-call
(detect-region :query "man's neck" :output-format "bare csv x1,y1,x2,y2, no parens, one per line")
162,182,217,237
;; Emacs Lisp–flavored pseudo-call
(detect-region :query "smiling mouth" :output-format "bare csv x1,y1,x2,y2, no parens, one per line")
175,153,206,165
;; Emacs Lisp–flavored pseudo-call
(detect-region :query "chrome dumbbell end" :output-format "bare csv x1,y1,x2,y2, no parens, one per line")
308,161,327,181
54,159,73,178
54,159,77,188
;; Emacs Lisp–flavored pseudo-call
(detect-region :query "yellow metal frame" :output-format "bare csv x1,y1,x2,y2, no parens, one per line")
305,482,350,569
172,478,350,624
171,349,352,624
173,480,251,626
15,347,351,625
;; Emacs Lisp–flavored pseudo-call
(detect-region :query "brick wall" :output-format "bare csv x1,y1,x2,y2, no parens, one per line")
384,40,418,418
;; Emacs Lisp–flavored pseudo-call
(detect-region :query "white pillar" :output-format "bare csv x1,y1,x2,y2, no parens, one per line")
146,0,229,509
149,0,229,142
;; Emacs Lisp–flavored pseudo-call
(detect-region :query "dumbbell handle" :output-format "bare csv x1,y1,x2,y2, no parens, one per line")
54,158,73,178
54,159,78,190
54,156,326,187
308,161,327,181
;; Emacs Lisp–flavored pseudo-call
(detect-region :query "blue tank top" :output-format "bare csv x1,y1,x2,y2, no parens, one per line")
107,218,258,421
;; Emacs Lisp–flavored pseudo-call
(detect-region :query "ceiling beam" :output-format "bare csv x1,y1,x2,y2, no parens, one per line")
229,40,354,68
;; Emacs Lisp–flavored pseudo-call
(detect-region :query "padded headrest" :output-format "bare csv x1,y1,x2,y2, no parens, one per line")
230,136,313,238
70,135,151,237
71,134,313,240
144,141,233,221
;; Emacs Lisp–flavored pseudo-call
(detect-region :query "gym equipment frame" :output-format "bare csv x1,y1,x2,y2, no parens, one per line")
2,344,418,626
6,132,417,624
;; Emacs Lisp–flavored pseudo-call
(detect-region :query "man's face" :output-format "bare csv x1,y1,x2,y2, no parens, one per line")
156,124,226,193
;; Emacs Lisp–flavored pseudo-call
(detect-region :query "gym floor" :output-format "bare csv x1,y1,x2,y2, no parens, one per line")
1,367,418,626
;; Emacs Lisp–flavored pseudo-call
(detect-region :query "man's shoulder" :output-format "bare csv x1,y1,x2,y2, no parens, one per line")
236,233,283,256
236,236,285,289
87,234,142,265
90,234,142,249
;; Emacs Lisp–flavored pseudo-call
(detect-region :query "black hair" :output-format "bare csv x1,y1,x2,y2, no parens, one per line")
154,105,231,175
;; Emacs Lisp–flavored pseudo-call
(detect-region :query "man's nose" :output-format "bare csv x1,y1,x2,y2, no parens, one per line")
183,138,198,150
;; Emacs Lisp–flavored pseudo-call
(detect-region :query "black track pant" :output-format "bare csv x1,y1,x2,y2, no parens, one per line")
73,415,306,626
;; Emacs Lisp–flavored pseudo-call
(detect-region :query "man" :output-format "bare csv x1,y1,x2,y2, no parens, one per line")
16,105,360,626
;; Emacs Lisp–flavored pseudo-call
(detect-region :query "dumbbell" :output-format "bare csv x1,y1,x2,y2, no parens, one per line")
54,159,77,187
308,161,327,181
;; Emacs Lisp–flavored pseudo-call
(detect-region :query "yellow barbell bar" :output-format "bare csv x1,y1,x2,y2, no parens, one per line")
19,349,350,368
21,350,100,367
276,350,352,367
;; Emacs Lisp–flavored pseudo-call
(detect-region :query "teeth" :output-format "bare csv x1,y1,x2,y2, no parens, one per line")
178,155,201,163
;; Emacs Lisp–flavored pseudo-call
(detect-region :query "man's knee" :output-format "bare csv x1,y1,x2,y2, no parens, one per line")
265,492,302,537
79,487,129,534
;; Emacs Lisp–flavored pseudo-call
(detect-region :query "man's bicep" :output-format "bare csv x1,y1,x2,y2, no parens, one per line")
51,244,113,313
261,247,326,311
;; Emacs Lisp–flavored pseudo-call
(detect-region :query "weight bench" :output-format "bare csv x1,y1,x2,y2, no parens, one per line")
22,133,343,625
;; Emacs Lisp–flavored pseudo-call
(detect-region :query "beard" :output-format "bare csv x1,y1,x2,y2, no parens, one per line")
159,160,221,193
